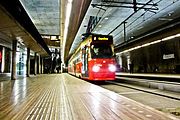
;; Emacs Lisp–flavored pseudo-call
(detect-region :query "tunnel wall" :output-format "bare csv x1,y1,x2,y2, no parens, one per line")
117,38,180,74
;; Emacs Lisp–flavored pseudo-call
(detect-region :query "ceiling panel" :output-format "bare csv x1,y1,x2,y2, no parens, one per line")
20,0,60,35
0,5,49,56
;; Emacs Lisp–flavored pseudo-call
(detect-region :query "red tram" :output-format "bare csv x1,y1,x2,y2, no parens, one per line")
68,34,116,81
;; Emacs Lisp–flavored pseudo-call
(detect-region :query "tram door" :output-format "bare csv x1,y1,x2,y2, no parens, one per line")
81,46,89,77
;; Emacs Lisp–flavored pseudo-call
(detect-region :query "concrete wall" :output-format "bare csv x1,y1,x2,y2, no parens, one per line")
117,38,180,74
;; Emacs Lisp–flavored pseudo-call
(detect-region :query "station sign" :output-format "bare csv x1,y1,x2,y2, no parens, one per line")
163,54,174,59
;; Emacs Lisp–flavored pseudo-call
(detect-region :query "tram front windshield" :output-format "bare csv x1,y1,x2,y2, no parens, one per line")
91,44,113,58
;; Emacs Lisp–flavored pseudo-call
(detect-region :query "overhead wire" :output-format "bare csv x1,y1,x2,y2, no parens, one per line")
113,0,178,44
108,0,156,35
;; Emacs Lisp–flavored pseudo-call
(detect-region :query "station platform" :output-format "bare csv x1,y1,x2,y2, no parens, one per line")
116,72,180,82
0,73,178,120
0,73,11,81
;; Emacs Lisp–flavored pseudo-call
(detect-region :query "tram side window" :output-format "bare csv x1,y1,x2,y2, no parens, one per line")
91,44,113,58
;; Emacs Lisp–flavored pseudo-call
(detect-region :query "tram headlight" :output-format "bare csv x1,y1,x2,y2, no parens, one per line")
108,64,116,72
92,65,100,72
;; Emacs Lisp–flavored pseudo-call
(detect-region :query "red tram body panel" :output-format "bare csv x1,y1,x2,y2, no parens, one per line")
88,59,116,80
68,34,116,81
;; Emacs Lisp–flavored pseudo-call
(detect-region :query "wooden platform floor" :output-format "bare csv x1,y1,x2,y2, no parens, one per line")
0,73,178,120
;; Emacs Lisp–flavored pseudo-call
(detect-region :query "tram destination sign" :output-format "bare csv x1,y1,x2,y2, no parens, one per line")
98,37,108,40
93,35,113,41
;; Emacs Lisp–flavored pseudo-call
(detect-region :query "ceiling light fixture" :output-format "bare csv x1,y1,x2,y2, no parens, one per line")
116,33,180,55
62,0,73,63
137,26,143,30
50,36,57,40
42,36,50,39
158,18,173,21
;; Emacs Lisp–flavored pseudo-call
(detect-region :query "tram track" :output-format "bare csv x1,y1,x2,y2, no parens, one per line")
115,76,180,92
106,80,180,101
99,79,180,118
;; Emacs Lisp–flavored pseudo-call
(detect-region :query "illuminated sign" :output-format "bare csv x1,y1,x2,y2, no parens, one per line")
93,35,112,42
163,54,174,59
98,37,108,40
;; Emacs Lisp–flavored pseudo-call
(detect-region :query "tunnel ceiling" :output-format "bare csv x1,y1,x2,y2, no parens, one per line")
19,0,91,61
70,0,180,54
0,0,61,56
18,0,62,55
0,1,51,56
20,0,60,36
1,0,179,61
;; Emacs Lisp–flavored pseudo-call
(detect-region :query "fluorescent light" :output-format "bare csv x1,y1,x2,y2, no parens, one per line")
175,33,180,37
158,18,173,21
149,40,161,45
42,36,50,39
162,36,174,41
116,33,180,55
16,37,23,42
51,36,57,40
62,0,73,63
130,46,141,50
162,33,180,41
141,43,150,47
137,26,143,30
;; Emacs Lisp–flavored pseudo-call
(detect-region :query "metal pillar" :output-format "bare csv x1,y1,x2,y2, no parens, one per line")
26,48,30,77
34,52,37,75
118,55,123,68
127,55,131,71
11,40,17,80
133,0,137,12
38,55,41,74
123,22,126,42
41,58,44,74
61,63,64,73
1,47,5,73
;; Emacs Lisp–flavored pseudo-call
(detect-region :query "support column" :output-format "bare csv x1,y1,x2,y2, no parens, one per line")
41,58,44,74
118,55,123,68
61,63,65,73
26,48,30,77
39,55,41,74
34,52,37,75
133,0,137,12
123,22,126,42
127,55,130,71
11,40,17,80
1,47,5,73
